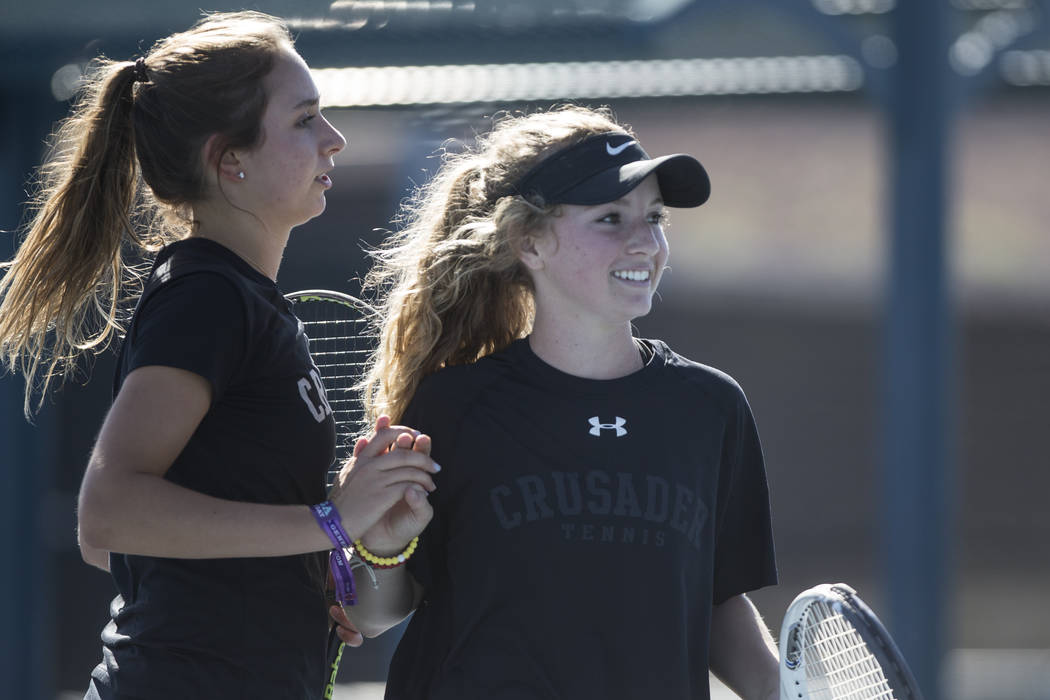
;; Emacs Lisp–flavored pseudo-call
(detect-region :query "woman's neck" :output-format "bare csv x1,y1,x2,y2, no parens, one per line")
528,318,643,380
192,212,289,282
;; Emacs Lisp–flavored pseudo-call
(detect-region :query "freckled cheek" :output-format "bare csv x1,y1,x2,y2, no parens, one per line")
561,244,592,278
265,137,314,179
276,156,313,181
657,237,670,265
651,243,670,286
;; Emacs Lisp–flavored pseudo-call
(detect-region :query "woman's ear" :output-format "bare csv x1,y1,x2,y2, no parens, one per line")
519,219,559,271
518,233,545,271
201,134,244,183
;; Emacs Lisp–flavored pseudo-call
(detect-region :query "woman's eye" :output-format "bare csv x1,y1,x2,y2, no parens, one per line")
647,211,667,225
298,114,317,127
598,213,620,224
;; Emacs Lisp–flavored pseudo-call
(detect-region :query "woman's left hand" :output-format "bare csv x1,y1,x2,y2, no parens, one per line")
356,429,435,556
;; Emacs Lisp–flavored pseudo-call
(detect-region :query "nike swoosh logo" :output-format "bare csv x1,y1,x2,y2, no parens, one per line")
606,140,635,156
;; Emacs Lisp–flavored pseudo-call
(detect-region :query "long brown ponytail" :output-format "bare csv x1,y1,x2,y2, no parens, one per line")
0,11,292,416
0,60,147,415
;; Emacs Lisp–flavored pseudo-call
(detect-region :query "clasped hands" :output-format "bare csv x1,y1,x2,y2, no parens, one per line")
326,415,437,646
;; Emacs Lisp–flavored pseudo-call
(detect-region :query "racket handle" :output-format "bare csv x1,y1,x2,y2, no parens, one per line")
323,623,345,699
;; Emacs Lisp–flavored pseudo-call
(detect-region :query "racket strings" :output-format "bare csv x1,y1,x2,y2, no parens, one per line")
799,601,896,699
294,302,376,490
287,292,383,687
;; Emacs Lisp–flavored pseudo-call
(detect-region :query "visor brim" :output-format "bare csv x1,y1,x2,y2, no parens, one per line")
552,154,710,208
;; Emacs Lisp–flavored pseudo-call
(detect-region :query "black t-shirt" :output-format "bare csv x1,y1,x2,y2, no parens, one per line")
88,238,336,699
386,338,776,700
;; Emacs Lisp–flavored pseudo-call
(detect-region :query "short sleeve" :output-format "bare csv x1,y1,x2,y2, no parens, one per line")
400,380,450,594
397,365,485,593
712,388,778,604
124,272,247,401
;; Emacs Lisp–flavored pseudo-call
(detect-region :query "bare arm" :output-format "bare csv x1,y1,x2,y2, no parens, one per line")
335,565,423,639
77,366,440,560
78,536,110,572
709,594,780,700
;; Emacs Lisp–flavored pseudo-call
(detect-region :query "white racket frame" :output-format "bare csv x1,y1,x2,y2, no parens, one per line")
779,582,919,700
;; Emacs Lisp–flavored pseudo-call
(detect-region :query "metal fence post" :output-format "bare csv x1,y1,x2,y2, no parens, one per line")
884,4,956,698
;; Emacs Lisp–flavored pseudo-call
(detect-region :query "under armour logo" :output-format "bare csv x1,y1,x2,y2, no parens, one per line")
606,140,635,156
589,416,627,437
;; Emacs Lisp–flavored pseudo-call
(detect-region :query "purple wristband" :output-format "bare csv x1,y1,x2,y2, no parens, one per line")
328,550,357,606
310,502,357,606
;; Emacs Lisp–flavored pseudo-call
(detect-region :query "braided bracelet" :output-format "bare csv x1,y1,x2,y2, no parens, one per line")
353,536,419,569
310,502,357,605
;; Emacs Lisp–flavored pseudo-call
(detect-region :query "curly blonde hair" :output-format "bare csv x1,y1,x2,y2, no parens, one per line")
0,11,293,416
362,105,634,424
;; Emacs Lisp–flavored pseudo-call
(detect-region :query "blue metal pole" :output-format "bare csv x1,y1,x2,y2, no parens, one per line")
0,385,50,700
884,3,955,699
0,158,43,700
0,72,61,700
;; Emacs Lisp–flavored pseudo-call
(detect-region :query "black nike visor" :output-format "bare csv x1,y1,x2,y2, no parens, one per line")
508,131,711,208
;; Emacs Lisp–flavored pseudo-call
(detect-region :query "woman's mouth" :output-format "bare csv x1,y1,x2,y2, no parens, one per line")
611,269,650,283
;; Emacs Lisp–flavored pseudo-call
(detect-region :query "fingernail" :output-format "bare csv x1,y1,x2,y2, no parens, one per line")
433,461,442,472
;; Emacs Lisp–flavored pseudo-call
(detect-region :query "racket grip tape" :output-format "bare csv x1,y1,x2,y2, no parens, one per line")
322,623,345,699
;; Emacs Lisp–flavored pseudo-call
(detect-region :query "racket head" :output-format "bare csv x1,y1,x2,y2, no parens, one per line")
284,289,375,489
285,289,376,695
779,583,924,700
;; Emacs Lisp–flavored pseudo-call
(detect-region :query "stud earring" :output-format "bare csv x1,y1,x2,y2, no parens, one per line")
237,171,245,180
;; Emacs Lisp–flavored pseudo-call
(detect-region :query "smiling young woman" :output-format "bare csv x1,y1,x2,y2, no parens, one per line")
0,11,437,700
351,105,782,700
523,174,669,368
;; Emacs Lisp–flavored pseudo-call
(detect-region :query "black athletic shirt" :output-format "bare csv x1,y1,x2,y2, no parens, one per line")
86,238,336,700
386,338,776,700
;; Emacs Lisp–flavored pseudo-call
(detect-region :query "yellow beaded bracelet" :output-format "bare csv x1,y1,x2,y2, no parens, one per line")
353,537,419,569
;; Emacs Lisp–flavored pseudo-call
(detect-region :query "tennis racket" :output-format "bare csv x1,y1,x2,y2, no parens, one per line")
779,583,924,700
285,289,376,699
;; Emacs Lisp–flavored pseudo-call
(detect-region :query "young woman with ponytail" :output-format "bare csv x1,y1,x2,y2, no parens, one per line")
352,105,781,699
0,12,438,699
